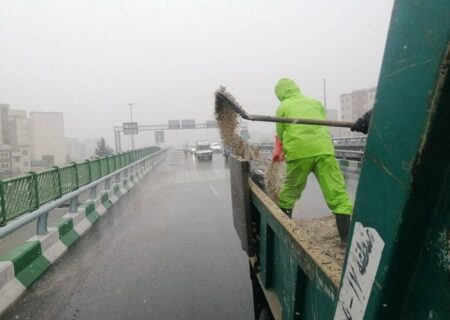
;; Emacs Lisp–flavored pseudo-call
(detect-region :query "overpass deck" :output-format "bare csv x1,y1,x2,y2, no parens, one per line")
2,150,358,319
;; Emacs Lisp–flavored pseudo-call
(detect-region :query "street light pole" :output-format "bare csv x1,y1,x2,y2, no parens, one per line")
323,78,327,110
127,102,135,150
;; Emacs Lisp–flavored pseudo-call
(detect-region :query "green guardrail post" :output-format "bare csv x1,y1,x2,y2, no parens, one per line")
53,166,62,198
71,162,79,189
115,169,121,183
70,162,79,213
90,185,97,199
36,211,49,235
29,172,40,210
106,156,111,174
87,159,92,182
0,180,6,226
97,157,102,177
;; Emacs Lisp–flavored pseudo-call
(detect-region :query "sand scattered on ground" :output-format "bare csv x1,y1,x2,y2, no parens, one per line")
291,216,346,282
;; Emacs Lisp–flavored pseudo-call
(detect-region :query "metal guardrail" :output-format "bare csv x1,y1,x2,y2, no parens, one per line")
332,136,367,146
250,137,366,151
334,149,364,161
0,148,167,239
0,146,161,227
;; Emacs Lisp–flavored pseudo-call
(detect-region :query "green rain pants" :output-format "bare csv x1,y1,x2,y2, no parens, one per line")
278,155,353,215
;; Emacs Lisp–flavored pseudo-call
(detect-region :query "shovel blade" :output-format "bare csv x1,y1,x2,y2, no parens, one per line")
215,87,250,120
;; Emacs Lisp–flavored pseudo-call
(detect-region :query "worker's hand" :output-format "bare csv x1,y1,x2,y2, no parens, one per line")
351,118,369,134
272,136,285,161
351,110,372,134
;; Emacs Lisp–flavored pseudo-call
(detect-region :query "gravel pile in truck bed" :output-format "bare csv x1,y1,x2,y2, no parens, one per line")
291,216,346,283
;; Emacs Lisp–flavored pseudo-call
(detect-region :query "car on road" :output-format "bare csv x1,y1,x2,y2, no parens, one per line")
210,142,223,153
188,143,197,154
195,141,213,160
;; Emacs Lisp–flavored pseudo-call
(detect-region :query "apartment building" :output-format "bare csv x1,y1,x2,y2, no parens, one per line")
29,112,66,165
9,109,31,174
340,87,376,137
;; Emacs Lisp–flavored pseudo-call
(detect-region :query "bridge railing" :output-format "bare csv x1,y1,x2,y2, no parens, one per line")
0,146,161,227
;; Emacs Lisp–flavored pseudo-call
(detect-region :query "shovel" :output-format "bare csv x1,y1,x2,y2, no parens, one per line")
215,87,354,128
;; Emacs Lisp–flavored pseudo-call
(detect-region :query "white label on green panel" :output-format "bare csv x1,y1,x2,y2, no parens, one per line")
334,222,385,320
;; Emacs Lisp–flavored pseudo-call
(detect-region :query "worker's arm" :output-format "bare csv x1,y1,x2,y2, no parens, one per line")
351,109,373,134
275,106,285,142
272,136,285,161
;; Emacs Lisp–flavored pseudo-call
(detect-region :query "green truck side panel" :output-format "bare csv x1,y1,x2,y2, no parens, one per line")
345,1,450,319
227,2,448,320
0,241,50,287
252,191,338,320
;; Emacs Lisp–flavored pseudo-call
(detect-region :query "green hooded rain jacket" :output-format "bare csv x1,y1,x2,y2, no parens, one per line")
275,78,334,161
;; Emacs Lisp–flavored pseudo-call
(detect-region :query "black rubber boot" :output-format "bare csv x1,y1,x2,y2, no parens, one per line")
335,214,350,244
280,208,292,218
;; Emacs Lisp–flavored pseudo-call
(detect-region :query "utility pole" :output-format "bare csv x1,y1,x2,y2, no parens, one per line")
323,78,327,110
127,102,135,150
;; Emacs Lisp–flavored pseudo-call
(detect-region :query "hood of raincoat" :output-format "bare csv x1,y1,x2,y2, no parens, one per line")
275,78,302,101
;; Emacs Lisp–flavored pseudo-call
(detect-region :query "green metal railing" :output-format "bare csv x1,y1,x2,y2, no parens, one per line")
0,146,161,226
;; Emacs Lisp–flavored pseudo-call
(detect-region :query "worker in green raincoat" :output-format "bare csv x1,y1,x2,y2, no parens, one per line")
273,78,353,242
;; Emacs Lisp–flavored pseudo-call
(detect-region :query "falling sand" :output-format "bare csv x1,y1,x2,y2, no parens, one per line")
265,161,285,203
214,88,247,158
215,87,284,201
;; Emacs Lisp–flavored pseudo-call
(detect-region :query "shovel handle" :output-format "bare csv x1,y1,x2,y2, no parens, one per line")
248,114,354,128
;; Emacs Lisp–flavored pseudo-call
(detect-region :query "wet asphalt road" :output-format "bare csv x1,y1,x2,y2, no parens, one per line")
2,151,253,320
2,150,359,320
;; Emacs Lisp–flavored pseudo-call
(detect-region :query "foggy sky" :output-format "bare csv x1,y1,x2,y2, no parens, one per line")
0,0,394,148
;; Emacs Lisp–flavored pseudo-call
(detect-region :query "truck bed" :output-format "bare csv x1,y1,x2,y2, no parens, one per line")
250,182,345,286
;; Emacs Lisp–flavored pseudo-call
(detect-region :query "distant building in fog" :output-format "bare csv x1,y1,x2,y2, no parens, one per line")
0,144,11,178
0,104,11,177
9,110,31,174
326,109,340,138
340,87,376,138
0,104,10,144
30,112,66,165
81,139,97,159
65,138,84,162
